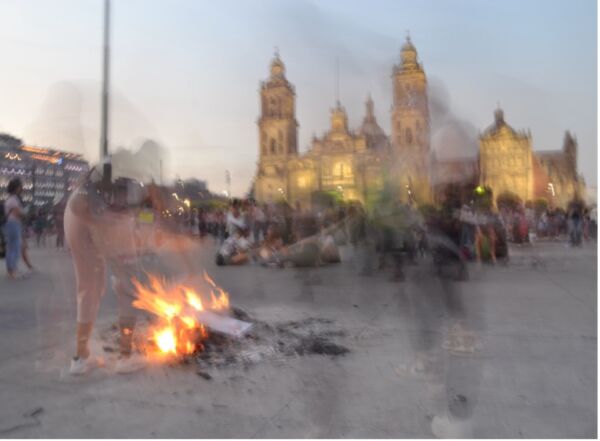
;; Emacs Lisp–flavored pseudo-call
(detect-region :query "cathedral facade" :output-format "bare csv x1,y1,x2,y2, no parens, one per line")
254,37,430,209
253,39,582,210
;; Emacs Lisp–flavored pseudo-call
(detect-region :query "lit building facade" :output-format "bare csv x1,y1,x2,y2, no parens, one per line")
0,142,89,208
479,108,535,203
253,40,584,210
478,109,583,208
254,38,429,209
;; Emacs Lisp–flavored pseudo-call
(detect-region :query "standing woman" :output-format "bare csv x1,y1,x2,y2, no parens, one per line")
3,178,24,279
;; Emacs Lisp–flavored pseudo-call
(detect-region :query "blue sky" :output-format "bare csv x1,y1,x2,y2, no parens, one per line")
0,0,596,195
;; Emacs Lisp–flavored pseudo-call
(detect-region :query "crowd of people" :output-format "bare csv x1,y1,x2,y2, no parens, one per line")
203,199,346,268
2,174,597,281
496,200,597,246
438,196,596,271
187,197,429,281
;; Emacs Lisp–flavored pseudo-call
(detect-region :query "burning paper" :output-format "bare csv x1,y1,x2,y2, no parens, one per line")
131,271,251,358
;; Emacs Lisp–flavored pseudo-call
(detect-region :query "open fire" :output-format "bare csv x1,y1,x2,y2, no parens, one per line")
131,271,231,358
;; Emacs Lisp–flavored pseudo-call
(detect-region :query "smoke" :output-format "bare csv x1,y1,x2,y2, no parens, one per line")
429,78,479,159
426,76,480,187
23,80,162,164
428,76,479,160
110,139,168,184
24,81,85,151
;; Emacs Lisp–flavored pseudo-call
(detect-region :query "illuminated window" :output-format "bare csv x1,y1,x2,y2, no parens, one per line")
333,162,344,177
297,176,307,188
332,162,353,179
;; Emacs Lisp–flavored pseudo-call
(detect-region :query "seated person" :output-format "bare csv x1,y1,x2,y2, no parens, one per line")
268,214,321,268
216,229,251,266
319,230,341,264
257,225,284,266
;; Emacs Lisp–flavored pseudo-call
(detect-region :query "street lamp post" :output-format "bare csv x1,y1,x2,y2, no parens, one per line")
225,170,231,199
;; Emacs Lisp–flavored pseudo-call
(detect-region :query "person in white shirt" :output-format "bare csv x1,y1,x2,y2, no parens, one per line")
226,199,246,238
3,178,24,279
215,229,251,265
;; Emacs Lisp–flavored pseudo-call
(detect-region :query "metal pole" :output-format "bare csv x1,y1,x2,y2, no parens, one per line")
100,0,111,160
225,170,231,197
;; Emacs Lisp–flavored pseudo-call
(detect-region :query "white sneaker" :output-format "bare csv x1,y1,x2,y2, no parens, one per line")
69,355,104,375
115,353,146,374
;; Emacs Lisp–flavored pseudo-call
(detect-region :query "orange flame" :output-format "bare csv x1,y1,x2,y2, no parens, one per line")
154,327,177,354
132,273,230,358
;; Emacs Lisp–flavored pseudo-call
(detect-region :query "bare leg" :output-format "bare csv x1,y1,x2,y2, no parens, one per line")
21,242,34,270
65,209,106,360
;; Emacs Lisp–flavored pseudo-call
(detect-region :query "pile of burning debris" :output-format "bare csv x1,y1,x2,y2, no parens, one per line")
100,272,349,374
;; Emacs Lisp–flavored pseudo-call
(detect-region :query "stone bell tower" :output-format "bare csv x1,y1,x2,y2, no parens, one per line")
391,34,431,203
254,49,298,203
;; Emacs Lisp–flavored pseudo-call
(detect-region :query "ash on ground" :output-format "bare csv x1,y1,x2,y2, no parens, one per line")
100,307,349,372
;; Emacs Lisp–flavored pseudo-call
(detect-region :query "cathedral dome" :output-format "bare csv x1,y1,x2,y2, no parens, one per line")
270,52,285,77
401,37,416,53
401,35,418,65
482,107,518,138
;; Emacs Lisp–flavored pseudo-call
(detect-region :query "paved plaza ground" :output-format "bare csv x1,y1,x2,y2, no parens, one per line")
0,237,596,438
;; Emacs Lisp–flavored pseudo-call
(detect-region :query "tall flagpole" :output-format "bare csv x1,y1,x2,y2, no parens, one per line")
100,0,111,160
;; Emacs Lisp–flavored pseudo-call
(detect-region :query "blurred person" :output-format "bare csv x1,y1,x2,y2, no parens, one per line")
14,190,36,275
2,178,25,279
252,202,266,243
582,208,590,241
538,210,548,238
20,230,35,275
226,199,246,238
346,203,370,272
53,197,67,248
257,224,284,266
197,208,208,241
373,202,418,281
215,228,251,266
319,228,341,264
589,205,597,241
275,209,321,268
459,203,475,258
475,223,496,264
513,208,528,244
34,209,47,247
567,197,584,246
261,203,271,238
216,209,226,243
280,204,295,246
64,155,159,376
